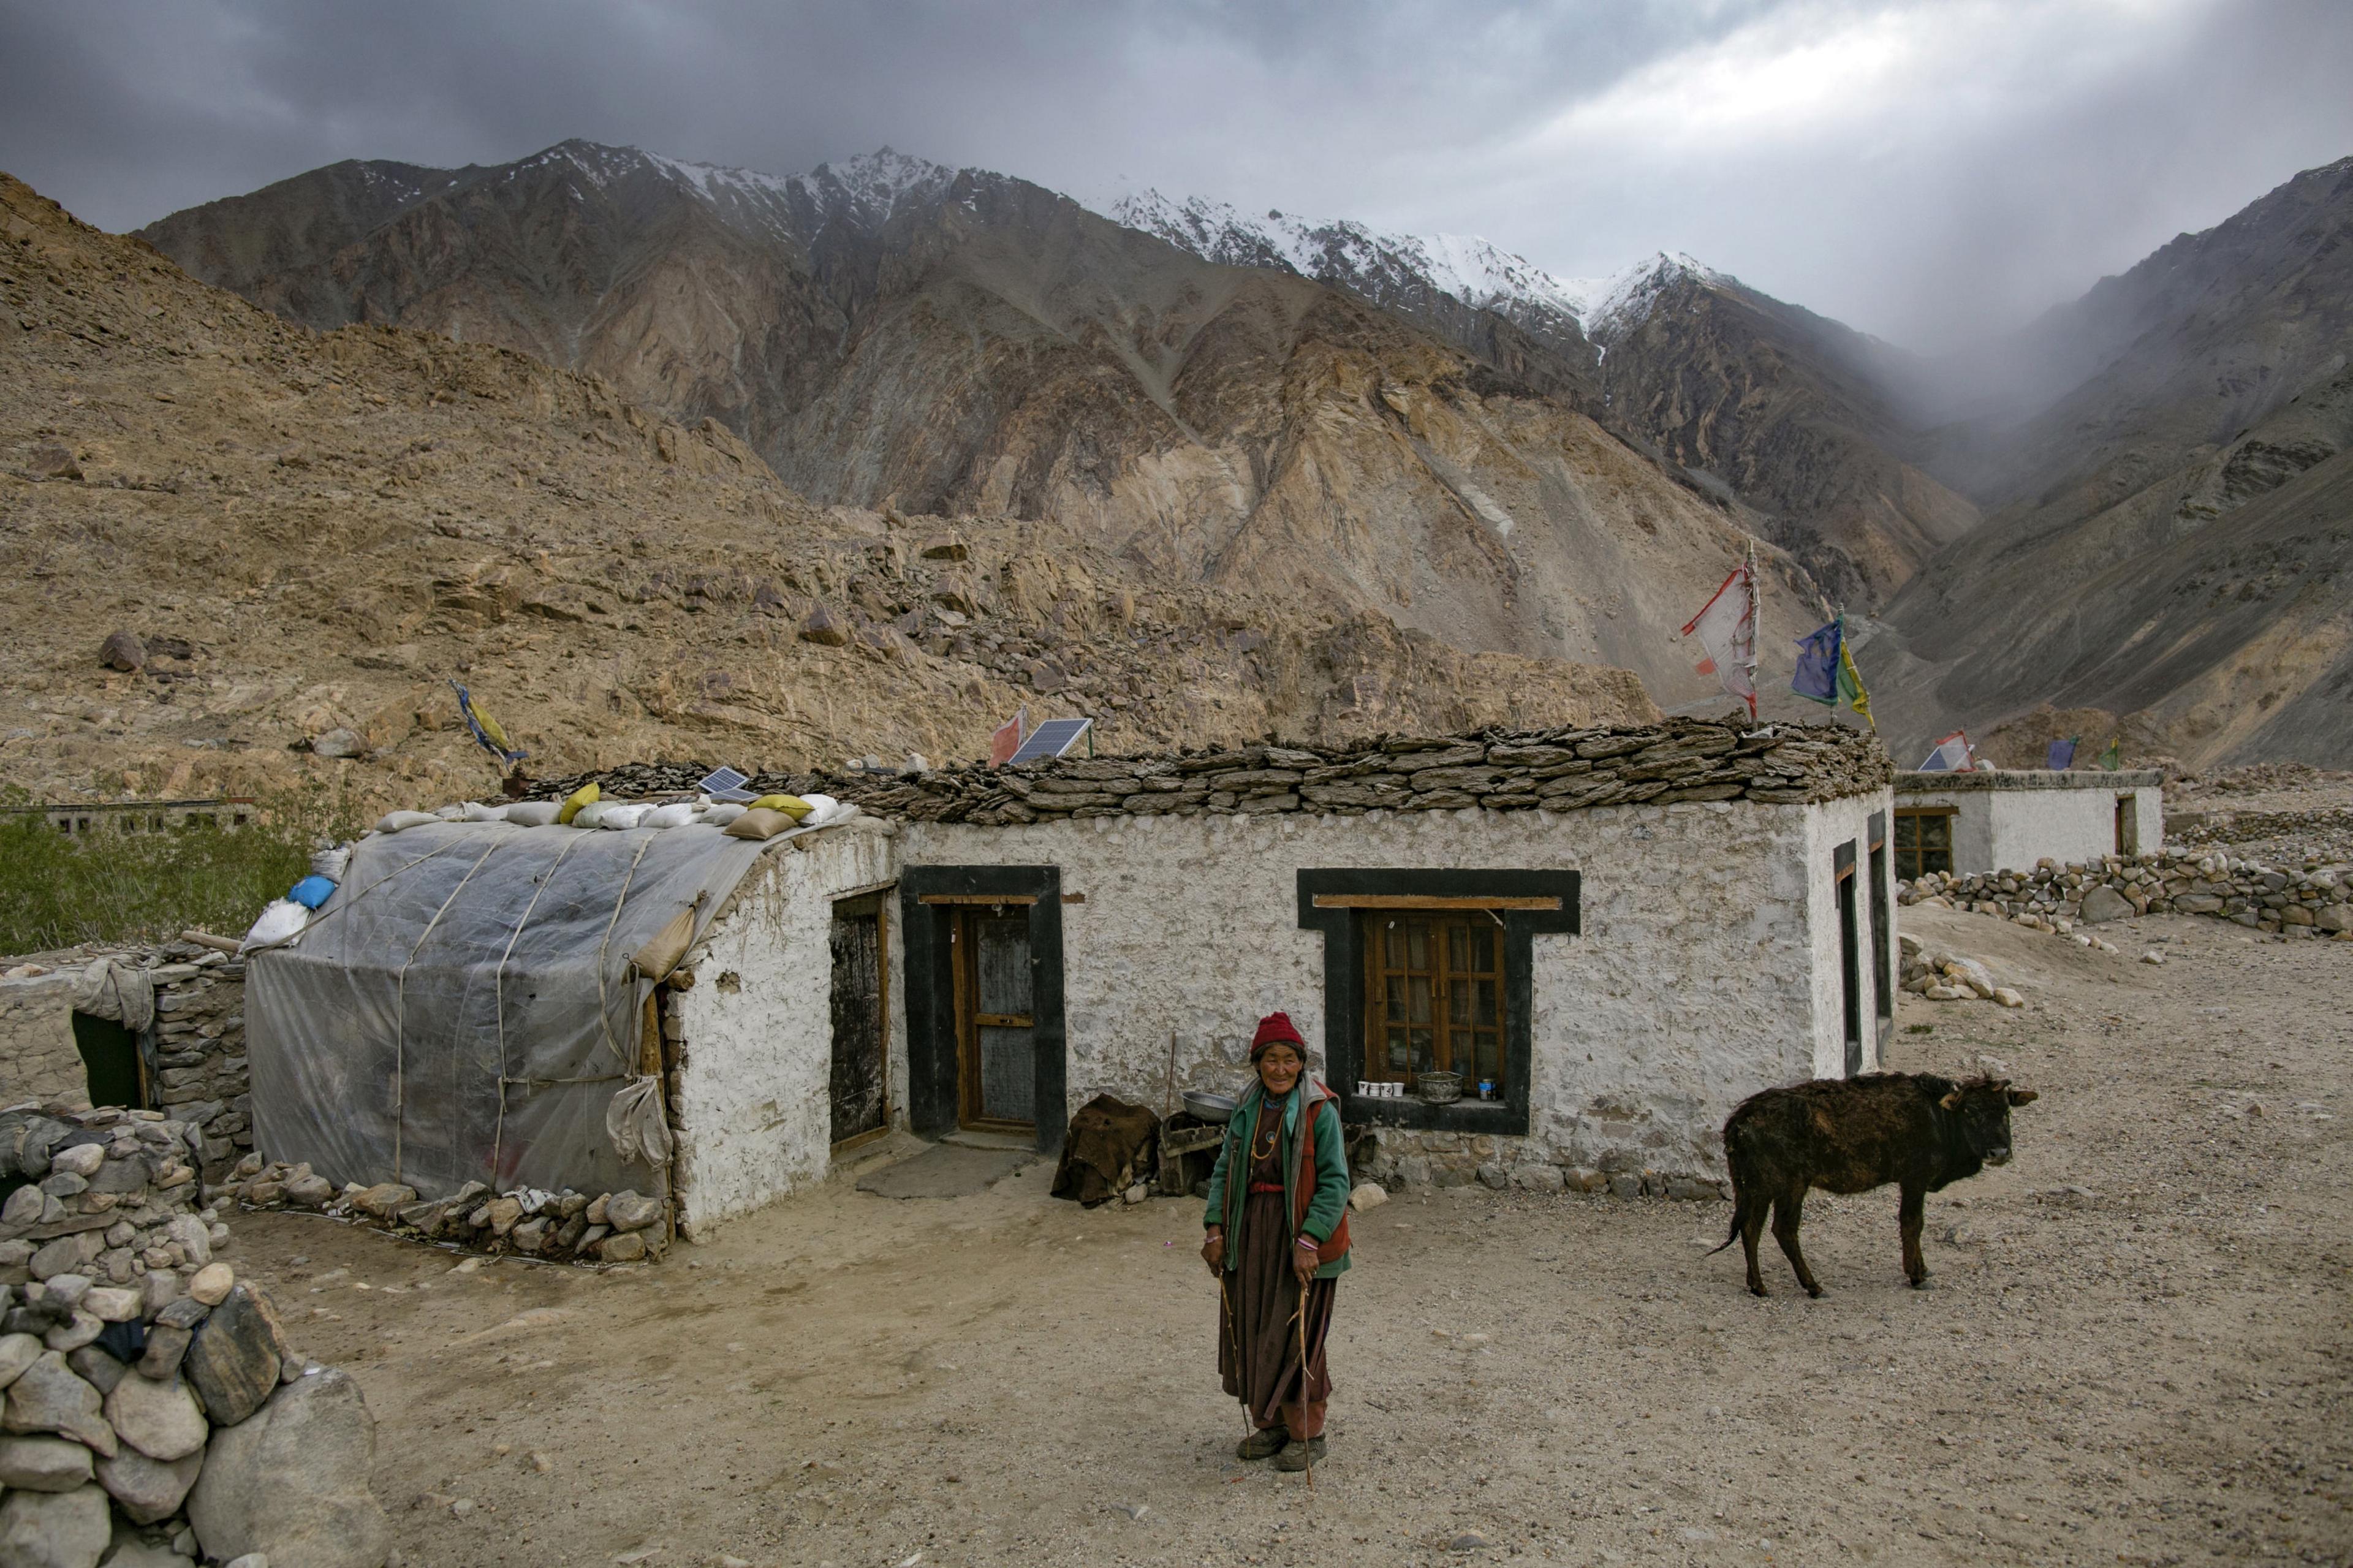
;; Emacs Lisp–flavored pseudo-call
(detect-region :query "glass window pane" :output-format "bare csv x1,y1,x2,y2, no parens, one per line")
1384,923,1403,966
1476,978,1498,1026
1895,814,1919,850
1923,816,1950,850
1385,975,1404,1021
1387,1031,1408,1071
1449,983,1471,1026
1447,923,1468,972
1409,1028,1433,1075
1471,925,1493,971
1409,975,1433,1025
1408,924,1429,971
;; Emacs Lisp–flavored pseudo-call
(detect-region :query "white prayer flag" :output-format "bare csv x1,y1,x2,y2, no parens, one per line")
1681,564,1758,718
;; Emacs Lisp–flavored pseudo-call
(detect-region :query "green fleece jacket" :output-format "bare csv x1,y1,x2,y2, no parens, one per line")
1203,1080,1352,1279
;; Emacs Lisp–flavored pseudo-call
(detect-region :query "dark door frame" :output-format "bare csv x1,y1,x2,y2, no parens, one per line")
1835,839,1862,1077
898,865,1066,1156
828,890,892,1149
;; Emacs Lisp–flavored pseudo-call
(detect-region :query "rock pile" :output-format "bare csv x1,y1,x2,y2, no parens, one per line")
0,1105,229,1301
222,1157,669,1264
1901,850,2353,939
1351,1127,1725,1202
0,1270,389,1568
534,716,1893,826
1896,934,2028,1007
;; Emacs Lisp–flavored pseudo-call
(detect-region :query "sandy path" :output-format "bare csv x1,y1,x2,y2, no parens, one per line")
226,907,2351,1567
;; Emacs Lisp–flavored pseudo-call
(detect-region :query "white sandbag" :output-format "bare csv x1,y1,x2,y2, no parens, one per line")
373,810,440,834
433,804,465,820
238,898,311,956
504,801,560,828
309,844,351,881
642,803,697,830
461,801,508,822
572,800,616,829
702,803,747,827
598,803,652,830
798,793,860,830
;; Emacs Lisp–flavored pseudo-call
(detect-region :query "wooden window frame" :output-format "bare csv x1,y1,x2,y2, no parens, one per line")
1298,869,1580,1135
1357,910,1512,1094
1892,806,1957,881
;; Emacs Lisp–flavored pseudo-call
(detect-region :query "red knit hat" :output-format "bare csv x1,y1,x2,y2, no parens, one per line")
1249,1012,1305,1059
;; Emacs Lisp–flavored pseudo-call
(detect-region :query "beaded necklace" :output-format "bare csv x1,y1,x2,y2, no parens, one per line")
1249,1091,1287,1164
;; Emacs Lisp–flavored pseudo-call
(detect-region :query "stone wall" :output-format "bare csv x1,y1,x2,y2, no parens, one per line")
218,1157,673,1265
0,1104,228,1297
1900,849,2352,938
536,715,1894,826
0,970,85,1106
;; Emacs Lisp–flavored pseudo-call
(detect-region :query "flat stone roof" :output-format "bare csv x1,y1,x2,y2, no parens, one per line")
534,718,1893,827
1895,768,2164,793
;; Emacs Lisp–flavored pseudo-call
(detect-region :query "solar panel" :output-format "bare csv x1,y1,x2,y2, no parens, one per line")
697,766,758,803
1005,718,1092,765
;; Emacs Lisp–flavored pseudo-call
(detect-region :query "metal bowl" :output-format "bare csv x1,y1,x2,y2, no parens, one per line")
1181,1089,1239,1123
1414,1071,1463,1105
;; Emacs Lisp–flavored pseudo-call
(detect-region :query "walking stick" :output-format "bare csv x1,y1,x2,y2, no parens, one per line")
1218,1272,1249,1439
1293,1281,1315,1490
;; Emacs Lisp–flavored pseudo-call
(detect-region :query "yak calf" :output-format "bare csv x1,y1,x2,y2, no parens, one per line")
1713,1072,2037,1297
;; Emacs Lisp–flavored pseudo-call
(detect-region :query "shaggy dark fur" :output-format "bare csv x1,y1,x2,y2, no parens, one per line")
1711,1072,2037,1297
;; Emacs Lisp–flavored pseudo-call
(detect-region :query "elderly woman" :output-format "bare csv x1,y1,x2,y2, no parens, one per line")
1202,1011,1352,1472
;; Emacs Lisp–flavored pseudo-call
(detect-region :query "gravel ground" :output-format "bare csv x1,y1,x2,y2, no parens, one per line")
222,907,2349,1568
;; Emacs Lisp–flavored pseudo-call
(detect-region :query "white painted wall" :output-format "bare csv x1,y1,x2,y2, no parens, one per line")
1900,777,2165,876
897,795,1887,1180
669,821,899,1236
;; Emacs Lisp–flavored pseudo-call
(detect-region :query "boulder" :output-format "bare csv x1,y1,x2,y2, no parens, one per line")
94,1443,204,1524
596,1232,646,1264
160,1219,210,1269
183,1287,287,1429
62,1350,124,1398
47,1147,104,1181
2,1351,116,1456
87,1534,193,1567
188,1369,390,1568
603,1191,659,1233
29,1235,102,1282
309,727,365,760
2079,886,2134,924
483,1198,523,1237
0,1433,94,1491
0,1333,44,1388
348,1185,413,1221
1346,1181,1389,1211
99,632,145,673
80,1289,138,1324
0,1484,110,1568
135,1324,191,1382
185,1266,233,1308
284,1175,335,1208
104,1371,207,1461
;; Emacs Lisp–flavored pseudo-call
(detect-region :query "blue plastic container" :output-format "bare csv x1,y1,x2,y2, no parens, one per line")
287,874,337,910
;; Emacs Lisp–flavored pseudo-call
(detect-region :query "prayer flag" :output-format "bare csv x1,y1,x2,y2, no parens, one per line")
449,680,526,764
1835,630,1874,729
2100,738,2122,770
988,705,1029,769
2046,737,2078,770
1681,564,1759,718
1919,731,1975,772
1792,619,1842,706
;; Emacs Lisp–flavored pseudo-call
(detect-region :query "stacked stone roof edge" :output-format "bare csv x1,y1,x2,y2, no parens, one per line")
530,716,1892,825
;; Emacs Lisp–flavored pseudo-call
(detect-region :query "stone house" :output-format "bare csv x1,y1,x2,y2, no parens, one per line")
1892,769,2165,880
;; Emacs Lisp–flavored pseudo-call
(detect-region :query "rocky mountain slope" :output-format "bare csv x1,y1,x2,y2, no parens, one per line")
1867,156,2353,769
1108,192,1978,606
136,141,1835,708
0,170,1661,816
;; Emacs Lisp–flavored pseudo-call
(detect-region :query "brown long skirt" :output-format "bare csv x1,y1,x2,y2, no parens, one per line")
1218,1187,1336,1440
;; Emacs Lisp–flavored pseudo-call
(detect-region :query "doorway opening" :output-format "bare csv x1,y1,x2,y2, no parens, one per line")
2115,796,2140,856
1835,840,1862,1078
1868,811,1891,1067
899,866,1066,1156
953,905,1035,1133
828,891,890,1148
72,1010,144,1109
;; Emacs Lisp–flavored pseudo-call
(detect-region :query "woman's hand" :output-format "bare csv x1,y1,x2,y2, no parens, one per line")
1292,1235,1320,1286
1201,1227,1226,1276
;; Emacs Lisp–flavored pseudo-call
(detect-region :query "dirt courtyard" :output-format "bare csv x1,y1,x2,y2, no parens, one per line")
225,906,2349,1567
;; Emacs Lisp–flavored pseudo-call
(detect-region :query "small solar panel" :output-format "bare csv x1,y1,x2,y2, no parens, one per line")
1005,718,1092,765
697,766,757,803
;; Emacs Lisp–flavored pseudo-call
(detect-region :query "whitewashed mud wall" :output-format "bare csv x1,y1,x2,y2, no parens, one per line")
898,796,1877,1184
670,820,899,1235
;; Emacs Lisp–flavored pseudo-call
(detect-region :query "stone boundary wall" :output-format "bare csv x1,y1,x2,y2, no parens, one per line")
0,945,255,1185
221,1156,673,1267
532,716,1892,825
1900,849,2352,938
1351,1126,1725,1201
0,1104,229,1297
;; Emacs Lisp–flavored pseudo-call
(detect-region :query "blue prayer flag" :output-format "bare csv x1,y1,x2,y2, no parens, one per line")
2046,738,2077,770
1791,620,1841,705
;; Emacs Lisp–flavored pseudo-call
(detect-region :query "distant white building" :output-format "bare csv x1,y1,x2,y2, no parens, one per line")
1891,770,2165,880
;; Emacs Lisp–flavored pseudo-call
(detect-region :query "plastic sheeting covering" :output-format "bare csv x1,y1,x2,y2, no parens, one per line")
245,820,778,1200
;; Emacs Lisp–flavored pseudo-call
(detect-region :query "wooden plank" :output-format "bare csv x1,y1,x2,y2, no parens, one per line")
919,893,1039,906
1311,893,1561,911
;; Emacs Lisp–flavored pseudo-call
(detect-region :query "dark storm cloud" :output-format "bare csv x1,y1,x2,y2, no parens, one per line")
2,0,2348,347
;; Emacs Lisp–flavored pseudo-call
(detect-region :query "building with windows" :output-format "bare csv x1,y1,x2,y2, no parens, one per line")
1892,770,2165,880
229,719,1897,1241
652,717,1898,1230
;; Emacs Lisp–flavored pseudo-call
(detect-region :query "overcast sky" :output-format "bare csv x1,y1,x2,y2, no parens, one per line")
3,0,2349,349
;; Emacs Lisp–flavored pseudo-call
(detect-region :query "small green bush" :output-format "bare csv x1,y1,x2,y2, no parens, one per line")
0,784,363,955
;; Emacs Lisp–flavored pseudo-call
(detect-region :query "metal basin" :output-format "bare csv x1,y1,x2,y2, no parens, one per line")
1181,1089,1239,1123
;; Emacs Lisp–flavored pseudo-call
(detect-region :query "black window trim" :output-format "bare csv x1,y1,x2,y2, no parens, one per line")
1298,868,1580,1135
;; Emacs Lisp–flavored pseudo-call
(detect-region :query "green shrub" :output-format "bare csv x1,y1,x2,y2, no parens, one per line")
0,785,363,955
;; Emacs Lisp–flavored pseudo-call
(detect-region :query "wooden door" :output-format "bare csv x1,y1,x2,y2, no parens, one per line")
828,895,888,1145
1360,914,1506,1093
953,907,1035,1129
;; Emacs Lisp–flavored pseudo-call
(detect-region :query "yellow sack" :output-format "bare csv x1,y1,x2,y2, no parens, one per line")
631,905,698,980
556,781,600,825
748,793,813,820
722,807,797,841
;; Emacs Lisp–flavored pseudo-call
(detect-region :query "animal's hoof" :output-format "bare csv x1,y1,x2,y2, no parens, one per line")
1805,1286,1825,1298
1910,1276,1934,1290
1748,1284,1769,1298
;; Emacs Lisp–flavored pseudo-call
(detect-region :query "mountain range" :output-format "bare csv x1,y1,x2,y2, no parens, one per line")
81,142,2353,768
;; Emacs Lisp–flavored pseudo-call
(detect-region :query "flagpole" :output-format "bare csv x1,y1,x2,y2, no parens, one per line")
1743,536,1760,718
